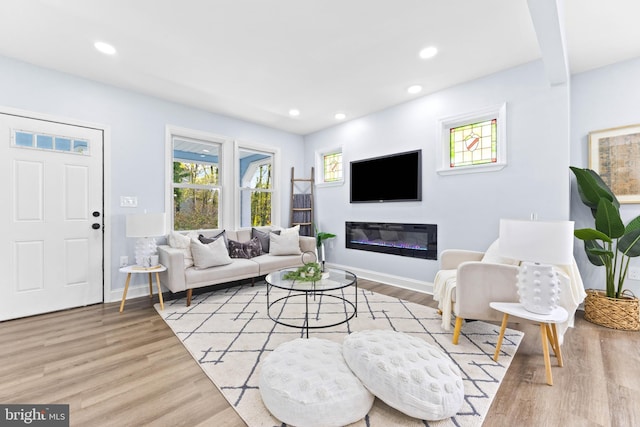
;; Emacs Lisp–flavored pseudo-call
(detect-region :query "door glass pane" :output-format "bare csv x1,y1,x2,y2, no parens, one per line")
36,135,53,150
55,137,72,152
15,132,34,147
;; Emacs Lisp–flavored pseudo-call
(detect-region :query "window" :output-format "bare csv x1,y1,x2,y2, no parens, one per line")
172,136,222,231
317,148,343,185
437,103,506,175
12,130,90,155
449,119,497,167
238,147,274,227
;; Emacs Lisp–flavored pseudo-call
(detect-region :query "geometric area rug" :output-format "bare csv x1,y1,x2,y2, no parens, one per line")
155,283,523,427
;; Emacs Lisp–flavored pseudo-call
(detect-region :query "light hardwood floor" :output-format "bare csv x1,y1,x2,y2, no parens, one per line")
1,280,638,427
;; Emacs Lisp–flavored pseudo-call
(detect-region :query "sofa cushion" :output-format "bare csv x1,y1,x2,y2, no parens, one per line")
199,230,228,248
228,237,263,259
252,254,304,275
342,330,464,421
184,258,259,286
190,237,232,269
167,231,197,268
269,231,301,256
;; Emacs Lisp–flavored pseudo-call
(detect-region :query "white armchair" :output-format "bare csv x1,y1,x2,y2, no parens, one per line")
433,242,520,344
434,240,586,346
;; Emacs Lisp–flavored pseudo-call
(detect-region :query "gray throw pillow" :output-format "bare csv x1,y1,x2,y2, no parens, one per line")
199,230,228,248
252,228,280,253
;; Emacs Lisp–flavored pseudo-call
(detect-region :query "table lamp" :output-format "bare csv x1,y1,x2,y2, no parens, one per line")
499,219,574,314
126,213,166,267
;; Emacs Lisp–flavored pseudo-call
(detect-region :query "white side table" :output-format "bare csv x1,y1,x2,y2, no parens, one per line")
490,302,568,386
119,265,167,312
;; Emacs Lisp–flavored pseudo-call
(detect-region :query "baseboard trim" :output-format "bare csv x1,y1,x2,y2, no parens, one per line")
326,262,433,295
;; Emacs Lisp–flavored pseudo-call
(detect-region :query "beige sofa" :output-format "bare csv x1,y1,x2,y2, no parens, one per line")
158,226,316,306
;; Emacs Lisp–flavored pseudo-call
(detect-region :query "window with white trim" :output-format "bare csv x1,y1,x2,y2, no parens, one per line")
437,103,507,175
238,147,274,227
317,148,343,185
172,136,223,231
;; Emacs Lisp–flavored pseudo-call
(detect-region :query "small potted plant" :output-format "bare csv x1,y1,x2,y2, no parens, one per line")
570,166,640,330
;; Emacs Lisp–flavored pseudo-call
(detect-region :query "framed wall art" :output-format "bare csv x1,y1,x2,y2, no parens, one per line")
589,124,640,203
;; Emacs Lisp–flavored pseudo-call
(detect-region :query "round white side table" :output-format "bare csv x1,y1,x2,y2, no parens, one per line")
119,265,167,312
490,302,568,386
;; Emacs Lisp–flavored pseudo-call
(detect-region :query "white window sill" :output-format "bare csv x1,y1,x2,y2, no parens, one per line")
437,162,506,176
316,180,344,188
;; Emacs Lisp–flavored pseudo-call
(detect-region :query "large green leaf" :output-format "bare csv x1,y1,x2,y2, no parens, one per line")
586,169,619,209
619,228,640,257
624,215,640,233
570,167,618,212
574,228,612,243
584,240,606,266
595,198,624,238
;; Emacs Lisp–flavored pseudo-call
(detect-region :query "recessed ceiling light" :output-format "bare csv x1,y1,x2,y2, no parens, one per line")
407,85,423,94
94,41,117,55
288,109,300,117
419,46,438,59
335,112,346,120
202,149,210,153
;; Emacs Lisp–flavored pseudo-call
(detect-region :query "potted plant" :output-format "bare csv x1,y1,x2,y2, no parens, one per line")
570,166,640,330
315,228,336,272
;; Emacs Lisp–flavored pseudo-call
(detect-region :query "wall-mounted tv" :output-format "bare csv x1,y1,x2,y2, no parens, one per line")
350,149,422,203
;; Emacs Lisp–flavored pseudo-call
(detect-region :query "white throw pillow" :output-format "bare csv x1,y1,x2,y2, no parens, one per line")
269,231,301,256
343,330,464,421
482,240,520,265
190,237,232,269
168,231,196,268
278,224,300,235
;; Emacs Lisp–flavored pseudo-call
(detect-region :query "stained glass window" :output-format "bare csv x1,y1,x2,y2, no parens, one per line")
323,152,343,182
449,118,497,168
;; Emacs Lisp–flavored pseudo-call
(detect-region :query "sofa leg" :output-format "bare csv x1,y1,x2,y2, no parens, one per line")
452,317,463,345
251,277,255,287
186,289,193,307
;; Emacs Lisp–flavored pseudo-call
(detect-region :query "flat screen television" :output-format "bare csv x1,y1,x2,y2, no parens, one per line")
350,150,422,203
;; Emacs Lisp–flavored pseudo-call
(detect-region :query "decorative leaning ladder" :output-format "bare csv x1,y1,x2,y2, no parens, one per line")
290,167,314,237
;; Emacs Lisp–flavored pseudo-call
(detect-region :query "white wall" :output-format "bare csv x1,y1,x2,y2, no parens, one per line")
571,56,640,295
0,55,305,300
305,60,571,291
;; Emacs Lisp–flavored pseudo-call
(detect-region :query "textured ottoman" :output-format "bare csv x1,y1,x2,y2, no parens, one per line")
343,330,464,420
259,338,374,427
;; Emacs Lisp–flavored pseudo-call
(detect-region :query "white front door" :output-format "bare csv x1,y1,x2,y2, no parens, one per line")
0,113,104,321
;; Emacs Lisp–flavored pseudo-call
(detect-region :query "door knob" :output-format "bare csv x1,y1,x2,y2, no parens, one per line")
92,223,101,230
92,211,100,217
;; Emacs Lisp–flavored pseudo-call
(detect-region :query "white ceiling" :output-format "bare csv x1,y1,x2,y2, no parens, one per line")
0,0,639,135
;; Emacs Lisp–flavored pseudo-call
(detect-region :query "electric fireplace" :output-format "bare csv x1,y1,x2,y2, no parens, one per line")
345,222,437,260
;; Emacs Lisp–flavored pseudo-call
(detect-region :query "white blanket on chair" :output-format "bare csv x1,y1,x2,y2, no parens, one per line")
433,269,457,331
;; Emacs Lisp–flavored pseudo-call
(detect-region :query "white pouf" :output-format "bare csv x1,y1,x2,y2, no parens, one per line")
259,338,374,427
343,330,464,421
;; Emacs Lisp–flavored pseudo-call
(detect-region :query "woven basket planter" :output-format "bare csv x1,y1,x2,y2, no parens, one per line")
583,289,640,331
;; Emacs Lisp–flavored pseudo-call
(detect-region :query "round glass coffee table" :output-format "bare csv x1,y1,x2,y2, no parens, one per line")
265,268,357,338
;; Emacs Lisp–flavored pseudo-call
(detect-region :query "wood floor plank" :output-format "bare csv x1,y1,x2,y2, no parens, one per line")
0,280,638,426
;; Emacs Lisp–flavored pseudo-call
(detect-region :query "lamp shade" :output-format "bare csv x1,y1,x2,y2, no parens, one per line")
499,219,574,265
126,213,166,238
